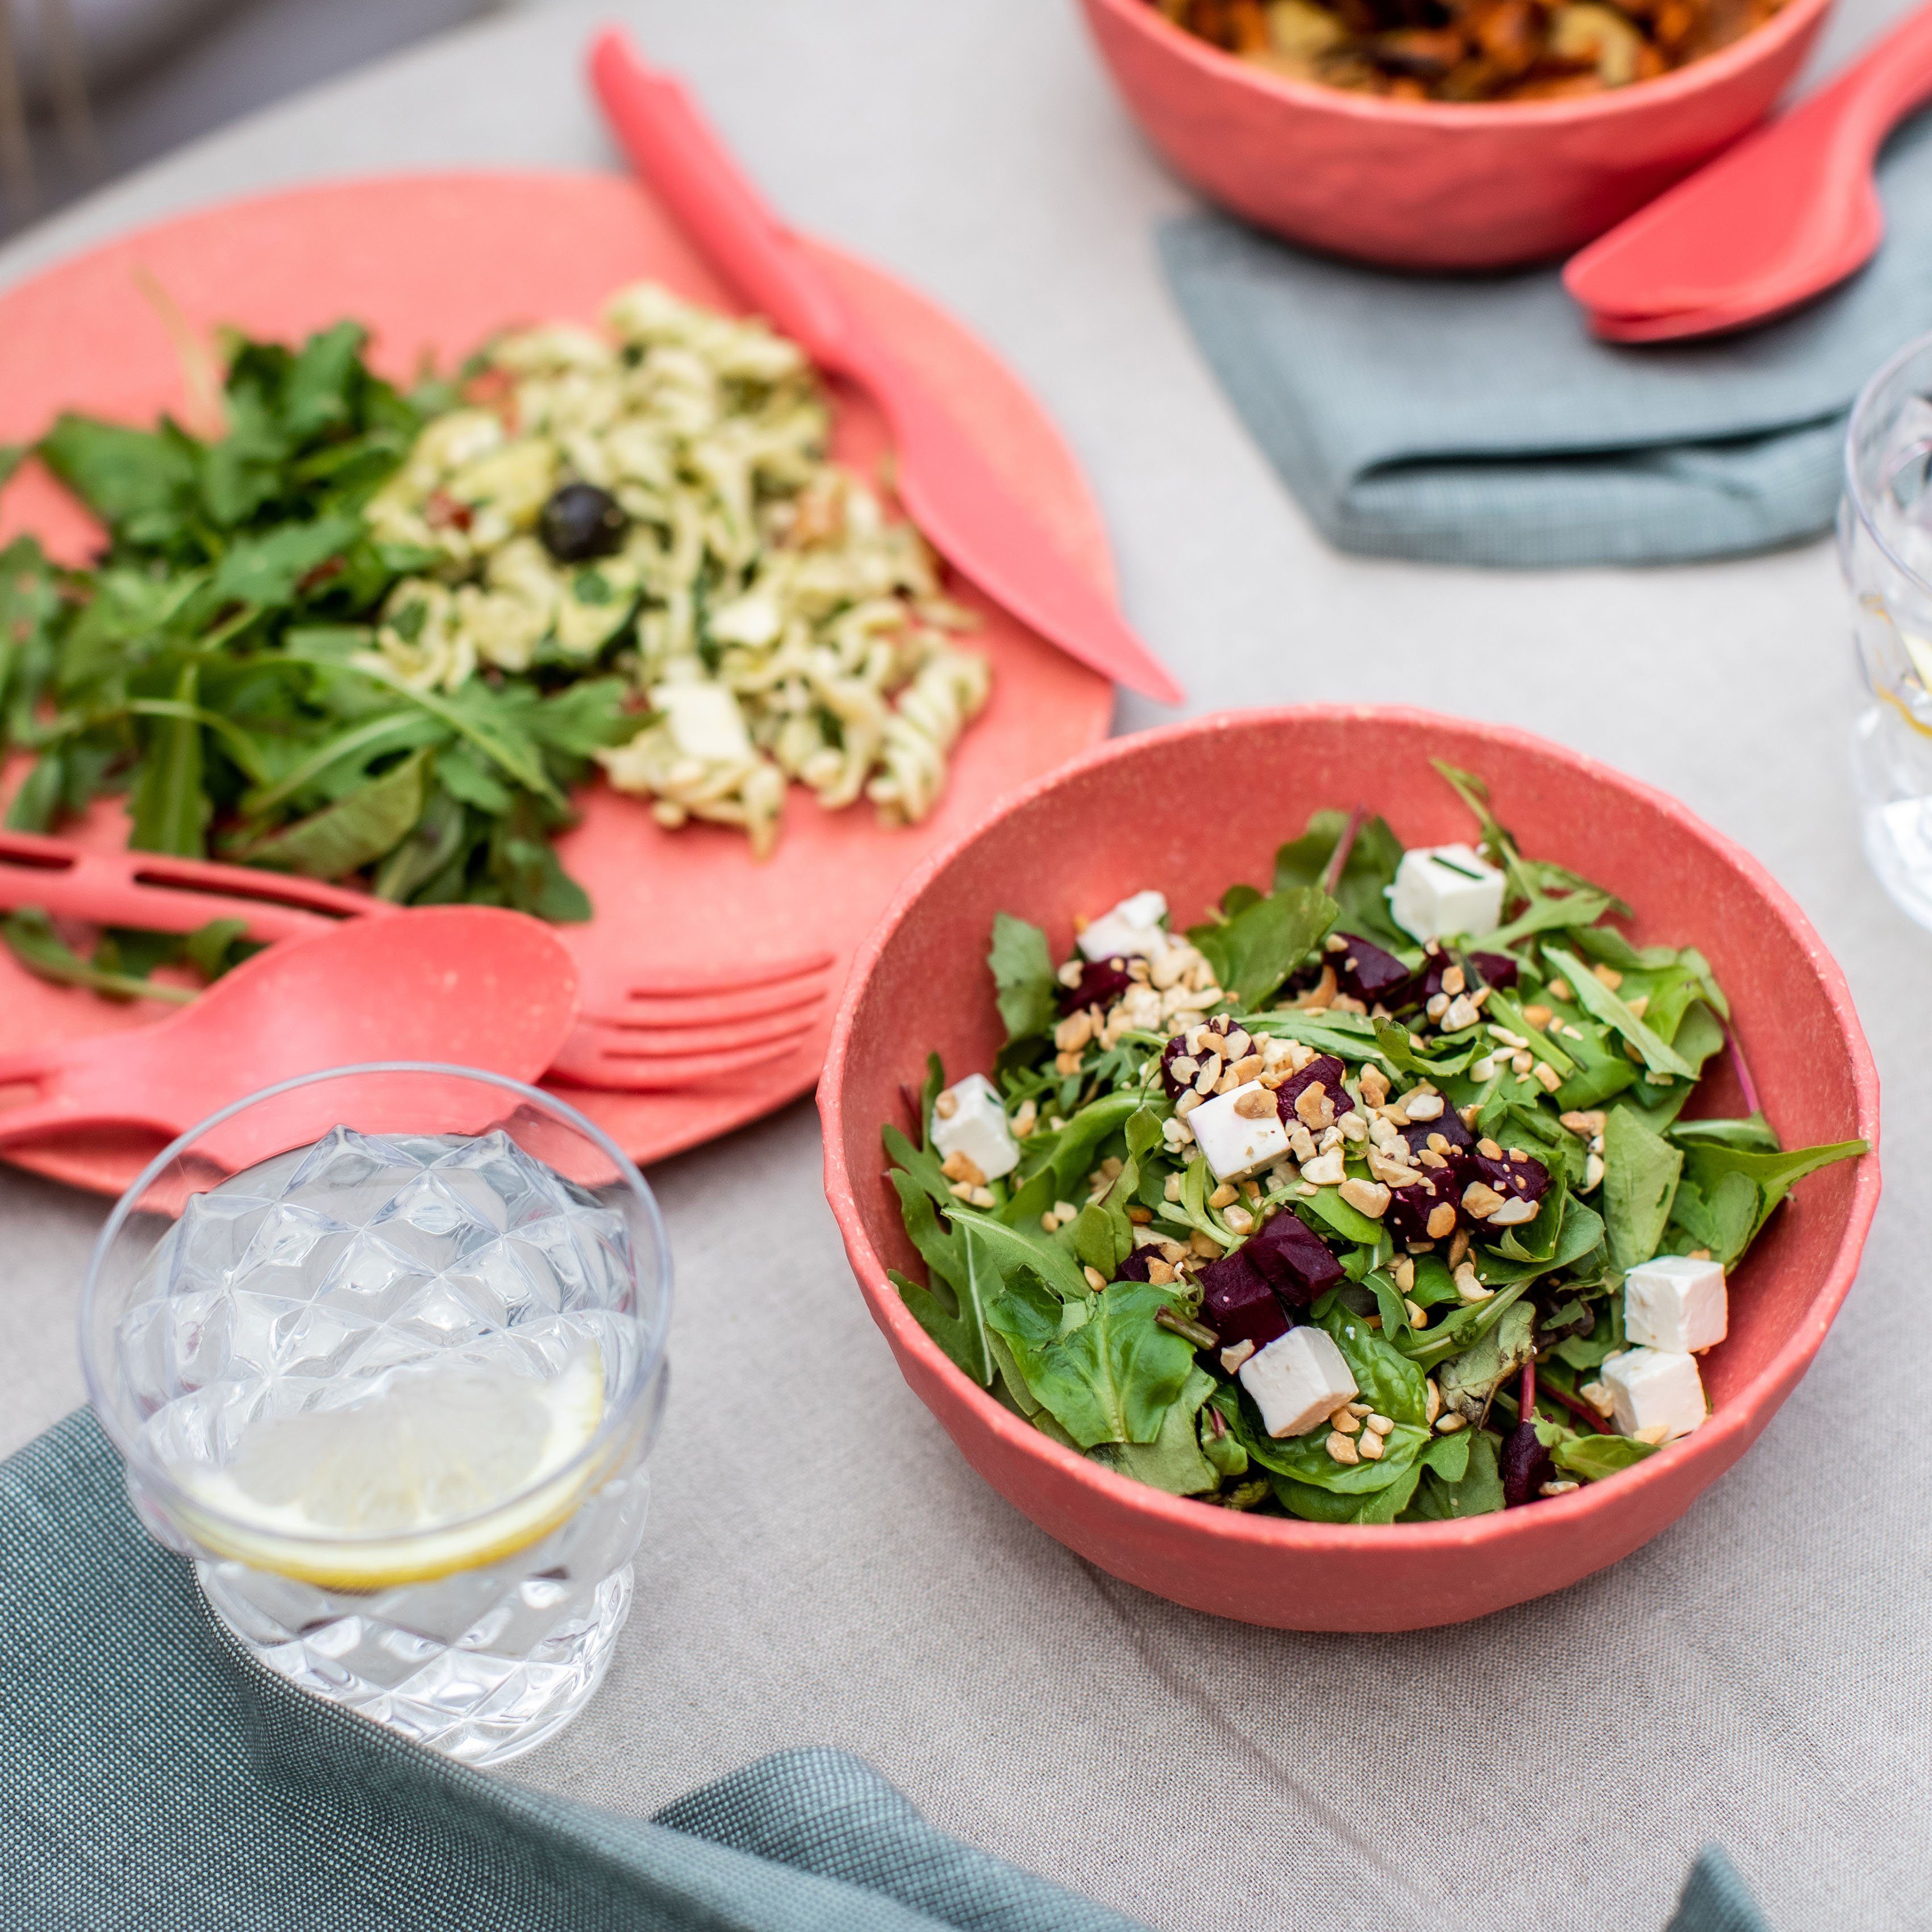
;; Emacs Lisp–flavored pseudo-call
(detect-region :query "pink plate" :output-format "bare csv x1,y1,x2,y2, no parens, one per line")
820,707,1881,1629
0,172,1114,1194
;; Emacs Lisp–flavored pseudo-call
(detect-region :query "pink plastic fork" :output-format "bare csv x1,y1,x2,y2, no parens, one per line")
0,831,828,1092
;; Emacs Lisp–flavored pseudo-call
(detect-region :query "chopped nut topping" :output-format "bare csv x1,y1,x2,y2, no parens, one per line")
1326,1431,1361,1465
940,1150,988,1186
1357,1430,1385,1461
1561,1109,1608,1136
1592,963,1623,990
1359,1064,1390,1107
1522,1004,1553,1030
1426,1202,1458,1239
1233,1088,1276,1120
1338,1176,1392,1217
1404,1092,1444,1121
1441,965,1467,996
1462,1180,1506,1218
1294,1082,1334,1129
935,1091,959,1120
1405,1298,1429,1328
1453,1261,1491,1304
1331,1408,1363,1435
1082,1265,1107,1292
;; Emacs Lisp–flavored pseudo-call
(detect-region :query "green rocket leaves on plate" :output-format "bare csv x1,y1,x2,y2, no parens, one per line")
0,321,647,998
882,765,1867,1523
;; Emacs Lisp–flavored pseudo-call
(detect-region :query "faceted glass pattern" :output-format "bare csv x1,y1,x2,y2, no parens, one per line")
82,1072,670,1767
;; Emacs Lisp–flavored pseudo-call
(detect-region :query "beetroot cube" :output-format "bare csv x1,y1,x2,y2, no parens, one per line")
1242,1209,1345,1308
1335,934,1413,1006
1199,1250,1290,1352
1273,1054,1355,1127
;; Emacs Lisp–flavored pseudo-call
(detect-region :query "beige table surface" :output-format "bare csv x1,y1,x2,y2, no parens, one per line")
1,3,1926,1927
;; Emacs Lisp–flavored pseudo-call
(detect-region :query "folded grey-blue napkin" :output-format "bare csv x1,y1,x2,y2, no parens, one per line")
1157,112,1932,568
0,1409,1767,1930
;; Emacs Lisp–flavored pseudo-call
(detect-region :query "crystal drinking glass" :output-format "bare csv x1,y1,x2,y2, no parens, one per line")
1840,330,1932,931
79,1063,672,1767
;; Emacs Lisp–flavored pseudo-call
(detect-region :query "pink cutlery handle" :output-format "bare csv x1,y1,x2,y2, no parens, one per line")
589,31,854,365
0,1035,168,1146
1830,0,1932,152
0,831,389,943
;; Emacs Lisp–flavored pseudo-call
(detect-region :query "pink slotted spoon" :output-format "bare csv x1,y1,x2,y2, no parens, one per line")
1565,1,1932,342
0,905,578,1165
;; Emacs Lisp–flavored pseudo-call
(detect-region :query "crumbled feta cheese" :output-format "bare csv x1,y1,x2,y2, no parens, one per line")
650,681,753,763
1188,1080,1289,1182
1389,844,1506,943
1623,1254,1727,1354
1077,889,1169,962
1601,1346,1708,1443
930,1073,1019,1181
1239,1326,1358,1438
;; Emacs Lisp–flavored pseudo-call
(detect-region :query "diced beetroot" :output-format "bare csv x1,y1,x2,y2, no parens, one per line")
1400,1105,1475,1168
1059,958,1135,1014
1198,1250,1290,1352
1115,1247,1154,1282
1334,934,1413,1006
1501,1420,1554,1507
1273,1054,1355,1127
1469,951,1519,990
1242,1209,1345,1308
1382,1168,1462,1246
1159,1014,1238,1099
1469,1144,1551,1208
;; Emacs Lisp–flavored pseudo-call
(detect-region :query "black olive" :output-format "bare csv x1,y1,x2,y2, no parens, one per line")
539,482,627,563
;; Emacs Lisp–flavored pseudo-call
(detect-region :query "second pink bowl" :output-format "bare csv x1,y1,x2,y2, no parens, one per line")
820,708,1879,1630
1077,0,1834,269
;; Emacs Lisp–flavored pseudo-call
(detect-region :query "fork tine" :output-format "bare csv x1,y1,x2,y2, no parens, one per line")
609,951,835,1001
581,981,825,1033
577,1010,819,1057
547,1022,817,1092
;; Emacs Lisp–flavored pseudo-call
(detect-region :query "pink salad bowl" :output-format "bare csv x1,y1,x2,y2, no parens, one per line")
1076,0,1835,269
819,708,1880,1629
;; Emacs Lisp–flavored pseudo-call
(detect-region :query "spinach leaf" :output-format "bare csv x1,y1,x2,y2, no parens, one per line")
989,1280,1195,1448
1322,1306,1427,1425
1436,1298,1537,1425
1552,1433,1656,1482
1189,884,1336,1010
1669,1113,1779,1152
1273,810,1407,947
1406,1428,1504,1519
1090,1367,1219,1494
1679,1138,1868,1251
987,912,1058,1046
1601,1104,1683,1272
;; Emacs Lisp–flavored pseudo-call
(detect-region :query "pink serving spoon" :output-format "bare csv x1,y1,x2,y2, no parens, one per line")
1565,1,1932,342
0,904,578,1164
588,30,1183,708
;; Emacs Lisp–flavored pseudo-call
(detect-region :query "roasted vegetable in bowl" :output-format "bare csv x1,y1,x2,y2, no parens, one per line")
883,762,1864,1524
1153,0,1793,100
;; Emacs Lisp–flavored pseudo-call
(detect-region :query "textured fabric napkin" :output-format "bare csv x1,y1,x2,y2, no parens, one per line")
1157,111,1932,568
0,1409,1766,1930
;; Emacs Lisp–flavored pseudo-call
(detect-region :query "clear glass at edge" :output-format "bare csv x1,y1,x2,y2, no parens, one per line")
1839,331,1932,932
78,1063,672,1767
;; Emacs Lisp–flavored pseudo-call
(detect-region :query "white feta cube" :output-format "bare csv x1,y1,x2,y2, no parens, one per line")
930,1073,1019,1181
1076,890,1169,963
1188,1081,1289,1182
1239,1326,1359,1439
1389,844,1506,943
1601,1346,1708,1443
1624,1254,1728,1354
651,682,752,764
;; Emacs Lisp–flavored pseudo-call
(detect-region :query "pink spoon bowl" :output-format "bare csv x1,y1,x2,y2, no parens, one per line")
1077,0,1835,270
819,709,1880,1629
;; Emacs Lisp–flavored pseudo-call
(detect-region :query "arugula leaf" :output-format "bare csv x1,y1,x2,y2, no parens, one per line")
987,913,1059,1046
0,909,194,1005
953,1205,1090,1304
1435,1299,1537,1425
988,1279,1195,1447
1544,946,1695,1080
0,444,23,489
1669,1113,1779,1152
1679,1138,1867,1251
39,414,197,532
236,747,429,880
1189,884,1336,1009
1601,1104,1683,1272
128,661,210,857
1397,1277,1533,1372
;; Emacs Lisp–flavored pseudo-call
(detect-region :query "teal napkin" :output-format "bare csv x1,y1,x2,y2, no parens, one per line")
0,1410,1766,1930
1156,113,1932,568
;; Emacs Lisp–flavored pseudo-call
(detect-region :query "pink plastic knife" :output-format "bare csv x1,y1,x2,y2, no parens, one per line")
589,30,1184,707
1564,1,1932,342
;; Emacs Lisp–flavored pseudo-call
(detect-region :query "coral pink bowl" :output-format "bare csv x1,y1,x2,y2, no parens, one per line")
1077,0,1834,268
819,709,1880,1629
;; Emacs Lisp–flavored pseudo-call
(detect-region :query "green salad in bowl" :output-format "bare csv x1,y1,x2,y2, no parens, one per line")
883,763,1865,1525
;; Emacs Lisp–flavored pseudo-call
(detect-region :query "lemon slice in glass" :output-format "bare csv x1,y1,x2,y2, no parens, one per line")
184,1342,605,1589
